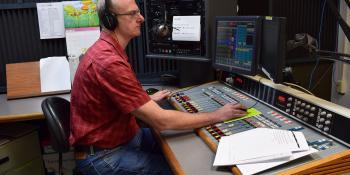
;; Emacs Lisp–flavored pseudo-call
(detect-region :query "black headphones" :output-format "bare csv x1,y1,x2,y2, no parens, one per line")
101,0,118,30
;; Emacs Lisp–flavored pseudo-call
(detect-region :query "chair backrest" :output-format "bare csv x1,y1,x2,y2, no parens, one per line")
41,97,71,153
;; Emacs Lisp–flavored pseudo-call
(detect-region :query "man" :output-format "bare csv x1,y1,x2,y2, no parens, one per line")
70,0,247,174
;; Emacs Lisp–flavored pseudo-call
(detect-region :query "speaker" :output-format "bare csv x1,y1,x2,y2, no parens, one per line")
260,16,286,84
101,0,118,30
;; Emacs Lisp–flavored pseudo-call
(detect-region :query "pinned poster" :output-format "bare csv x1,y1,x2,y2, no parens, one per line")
62,0,99,29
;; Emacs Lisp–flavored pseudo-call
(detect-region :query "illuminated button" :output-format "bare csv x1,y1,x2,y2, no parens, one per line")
278,96,286,103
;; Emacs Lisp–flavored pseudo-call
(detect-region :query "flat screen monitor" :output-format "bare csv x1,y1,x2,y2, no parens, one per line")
213,16,262,75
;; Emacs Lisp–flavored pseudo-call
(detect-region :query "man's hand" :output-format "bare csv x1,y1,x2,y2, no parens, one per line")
214,103,247,122
149,89,171,102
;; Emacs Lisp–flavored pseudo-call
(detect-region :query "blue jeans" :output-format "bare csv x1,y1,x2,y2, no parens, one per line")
76,128,173,175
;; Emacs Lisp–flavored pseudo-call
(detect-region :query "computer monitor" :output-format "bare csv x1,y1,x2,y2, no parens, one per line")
213,16,262,76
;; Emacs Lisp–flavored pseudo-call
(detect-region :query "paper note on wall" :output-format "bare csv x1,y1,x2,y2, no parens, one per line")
36,2,65,39
65,27,99,58
172,16,201,41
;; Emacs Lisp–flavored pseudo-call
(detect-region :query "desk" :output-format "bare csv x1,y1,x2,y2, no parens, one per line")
0,89,232,174
0,94,70,123
156,130,232,175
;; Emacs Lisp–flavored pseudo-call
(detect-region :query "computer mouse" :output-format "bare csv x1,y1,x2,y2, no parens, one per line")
146,88,159,95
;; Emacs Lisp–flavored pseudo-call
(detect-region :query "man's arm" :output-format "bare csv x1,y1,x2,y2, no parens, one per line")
131,100,247,132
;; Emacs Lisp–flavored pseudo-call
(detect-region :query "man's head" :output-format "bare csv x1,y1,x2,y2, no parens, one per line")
97,0,144,40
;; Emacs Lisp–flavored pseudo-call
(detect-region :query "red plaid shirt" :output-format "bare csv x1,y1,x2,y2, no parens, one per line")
69,31,150,149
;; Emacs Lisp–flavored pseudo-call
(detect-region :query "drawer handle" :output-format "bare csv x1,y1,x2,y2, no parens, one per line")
0,156,9,165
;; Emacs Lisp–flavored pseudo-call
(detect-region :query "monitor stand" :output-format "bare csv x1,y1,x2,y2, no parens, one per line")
178,61,215,88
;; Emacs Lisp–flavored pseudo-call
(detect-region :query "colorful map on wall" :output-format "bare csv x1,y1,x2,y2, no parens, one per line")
62,0,99,28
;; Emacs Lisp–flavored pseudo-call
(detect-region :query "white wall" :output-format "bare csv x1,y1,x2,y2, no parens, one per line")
331,1,350,108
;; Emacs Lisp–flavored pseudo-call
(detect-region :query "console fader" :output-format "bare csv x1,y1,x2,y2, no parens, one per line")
168,75,350,174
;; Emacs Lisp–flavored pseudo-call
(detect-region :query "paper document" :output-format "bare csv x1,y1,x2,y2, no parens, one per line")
40,56,71,93
213,128,310,166
36,2,65,39
172,16,201,41
237,147,318,175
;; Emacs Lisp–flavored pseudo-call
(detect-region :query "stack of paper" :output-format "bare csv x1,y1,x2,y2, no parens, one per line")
213,128,318,175
40,56,71,93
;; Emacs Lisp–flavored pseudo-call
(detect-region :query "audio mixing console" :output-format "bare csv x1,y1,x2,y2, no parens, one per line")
168,74,350,174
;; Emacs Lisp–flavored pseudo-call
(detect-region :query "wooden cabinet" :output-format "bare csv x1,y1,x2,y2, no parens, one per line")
0,124,45,175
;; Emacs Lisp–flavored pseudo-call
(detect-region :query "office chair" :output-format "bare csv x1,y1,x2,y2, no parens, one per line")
41,97,71,175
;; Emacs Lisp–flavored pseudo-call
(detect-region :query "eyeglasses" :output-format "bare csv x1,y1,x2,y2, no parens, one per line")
115,10,141,17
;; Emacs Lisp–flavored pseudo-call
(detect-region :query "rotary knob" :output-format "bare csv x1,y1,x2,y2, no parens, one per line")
325,120,331,125
326,113,332,118
310,107,316,111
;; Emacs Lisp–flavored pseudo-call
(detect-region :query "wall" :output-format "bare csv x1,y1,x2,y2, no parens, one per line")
0,0,178,94
331,0,350,108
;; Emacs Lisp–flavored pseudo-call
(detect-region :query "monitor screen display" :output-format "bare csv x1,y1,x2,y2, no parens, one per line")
213,16,262,75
